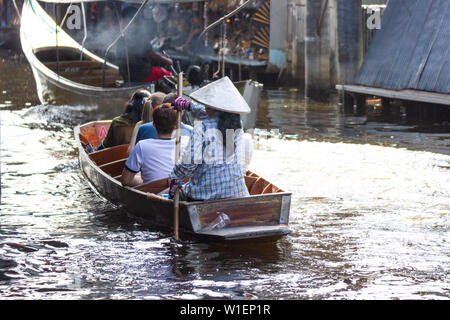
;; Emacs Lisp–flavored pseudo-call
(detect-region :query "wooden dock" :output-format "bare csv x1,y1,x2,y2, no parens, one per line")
336,85,450,106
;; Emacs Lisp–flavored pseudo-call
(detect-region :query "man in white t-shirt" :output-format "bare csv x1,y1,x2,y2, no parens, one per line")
121,103,188,187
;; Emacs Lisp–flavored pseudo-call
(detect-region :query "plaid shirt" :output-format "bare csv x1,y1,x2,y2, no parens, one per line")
169,114,249,201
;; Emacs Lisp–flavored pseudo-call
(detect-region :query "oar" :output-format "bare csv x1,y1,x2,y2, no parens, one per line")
173,72,183,242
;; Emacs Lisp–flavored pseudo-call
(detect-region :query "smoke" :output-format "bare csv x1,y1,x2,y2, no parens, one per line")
67,3,159,61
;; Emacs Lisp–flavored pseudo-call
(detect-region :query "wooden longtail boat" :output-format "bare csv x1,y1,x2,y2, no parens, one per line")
20,0,262,129
20,0,148,106
75,120,292,241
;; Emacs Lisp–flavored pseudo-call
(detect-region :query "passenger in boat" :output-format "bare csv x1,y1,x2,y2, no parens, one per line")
175,15,202,52
121,103,188,187
127,91,166,155
135,92,194,144
167,77,251,201
126,99,153,156
117,6,173,83
97,89,151,150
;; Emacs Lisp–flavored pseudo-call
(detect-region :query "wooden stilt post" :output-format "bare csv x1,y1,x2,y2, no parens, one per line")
305,0,330,100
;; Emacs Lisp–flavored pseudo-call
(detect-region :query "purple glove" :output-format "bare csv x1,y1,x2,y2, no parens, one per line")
173,97,191,111
169,180,182,199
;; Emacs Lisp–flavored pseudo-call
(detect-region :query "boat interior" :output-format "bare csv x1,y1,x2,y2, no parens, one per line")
79,123,285,197
35,47,123,88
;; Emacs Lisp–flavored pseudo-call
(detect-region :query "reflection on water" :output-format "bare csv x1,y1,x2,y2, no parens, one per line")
257,88,450,155
1,52,450,299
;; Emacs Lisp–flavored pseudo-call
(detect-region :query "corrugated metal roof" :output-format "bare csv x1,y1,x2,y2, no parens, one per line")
355,0,450,94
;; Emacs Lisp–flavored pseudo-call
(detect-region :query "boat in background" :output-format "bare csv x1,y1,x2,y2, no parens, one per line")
75,120,291,241
20,0,151,107
20,0,262,129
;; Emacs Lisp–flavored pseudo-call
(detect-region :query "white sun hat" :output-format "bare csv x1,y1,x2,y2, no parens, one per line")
186,76,251,114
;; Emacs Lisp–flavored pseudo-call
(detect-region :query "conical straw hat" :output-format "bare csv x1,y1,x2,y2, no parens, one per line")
187,76,251,114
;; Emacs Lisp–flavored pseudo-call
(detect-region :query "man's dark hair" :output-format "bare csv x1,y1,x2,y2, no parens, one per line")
124,89,151,123
152,103,177,135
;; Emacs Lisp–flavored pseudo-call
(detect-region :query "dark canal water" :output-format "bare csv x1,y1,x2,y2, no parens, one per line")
1,49,449,299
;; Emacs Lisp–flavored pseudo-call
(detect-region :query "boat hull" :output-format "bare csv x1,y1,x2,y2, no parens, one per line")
28,60,150,107
75,122,291,241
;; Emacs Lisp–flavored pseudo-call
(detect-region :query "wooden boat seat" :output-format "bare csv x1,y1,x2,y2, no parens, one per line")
134,177,190,194
262,183,280,194
249,177,266,195
245,175,283,195
89,144,129,166
99,158,127,177
198,198,281,228
196,225,291,241
45,60,123,87
134,178,169,194
45,60,103,71
58,68,119,77
244,175,258,191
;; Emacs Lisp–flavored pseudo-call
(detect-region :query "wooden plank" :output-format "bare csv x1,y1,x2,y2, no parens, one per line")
336,84,450,106
262,183,276,194
134,176,190,194
245,172,285,194
89,144,129,166
59,70,121,84
196,225,290,241
98,158,127,177
250,177,267,195
195,196,282,228
59,69,119,77
45,60,102,70
244,176,258,191
134,178,169,194
76,78,121,87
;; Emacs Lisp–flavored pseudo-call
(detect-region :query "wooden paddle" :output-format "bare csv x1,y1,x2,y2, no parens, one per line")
173,72,183,242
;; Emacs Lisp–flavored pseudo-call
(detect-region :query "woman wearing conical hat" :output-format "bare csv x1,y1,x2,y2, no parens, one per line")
168,77,250,201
